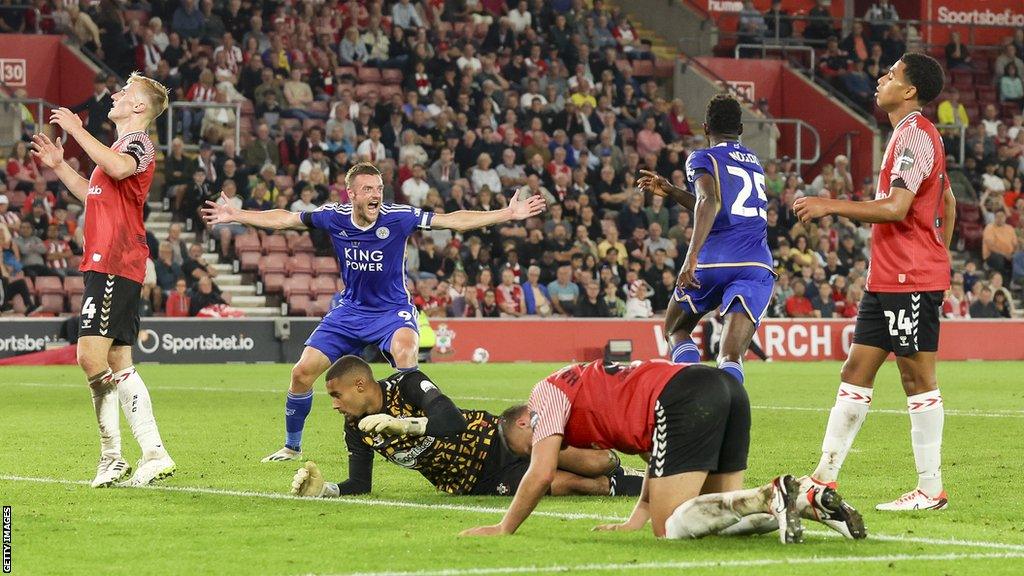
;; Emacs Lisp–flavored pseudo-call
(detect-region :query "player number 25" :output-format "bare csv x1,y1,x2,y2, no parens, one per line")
726,166,767,221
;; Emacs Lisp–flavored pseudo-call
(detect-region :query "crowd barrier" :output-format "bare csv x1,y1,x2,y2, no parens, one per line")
0,318,1021,364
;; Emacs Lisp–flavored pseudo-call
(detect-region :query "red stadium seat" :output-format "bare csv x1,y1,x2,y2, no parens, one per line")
262,235,289,255
69,292,83,314
239,251,261,272
959,221,984,253
336,66,356,78
262,272,286,294
312,275,338,297
654,59,676,78
259,252,287,274
382,68,403,85
286,253,314,276
958,203,981,224
287,234,315,255
313,256,340,277
358,67,382,83
288,294,311,316
64,275,84,295
35,276,64,295
283,276,311,297
38,293,65,314
235,233,260,253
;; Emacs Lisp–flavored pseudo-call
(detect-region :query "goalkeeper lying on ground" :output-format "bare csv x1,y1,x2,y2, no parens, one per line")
291,355,643,498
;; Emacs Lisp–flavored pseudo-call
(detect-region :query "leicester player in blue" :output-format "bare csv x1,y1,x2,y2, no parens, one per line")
202,163,546,461
637,94,774,385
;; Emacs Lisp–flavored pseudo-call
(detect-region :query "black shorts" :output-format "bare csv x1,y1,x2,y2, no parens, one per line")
853,290,942,357
78,271,142,346
470,438,530,496
649,364,750,478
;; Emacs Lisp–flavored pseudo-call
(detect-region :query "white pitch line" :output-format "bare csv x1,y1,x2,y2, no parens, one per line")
6,382,1024,418
2,474,1024,554
322,552,1024,576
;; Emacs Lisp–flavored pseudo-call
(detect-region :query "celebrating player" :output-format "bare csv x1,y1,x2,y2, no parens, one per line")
794,53,955,511
31,73,176,487
202,163,546,462
460,360,864,541
637,94,774,385
289,356,644,498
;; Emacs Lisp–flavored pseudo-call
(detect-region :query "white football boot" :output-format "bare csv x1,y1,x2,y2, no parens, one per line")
876,489,948,511
796,476,867,539
123,454,176,486
91,458,132,488
768,475,803,544
261,446,302,463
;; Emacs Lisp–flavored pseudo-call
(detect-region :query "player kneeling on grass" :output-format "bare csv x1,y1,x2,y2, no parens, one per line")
462,360,866,542
290,355,644,498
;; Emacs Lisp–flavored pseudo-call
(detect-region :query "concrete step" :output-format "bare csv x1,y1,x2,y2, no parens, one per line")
229,295,269,307
149,211,171,222
215,273,243,286
221,284,256,296
240,306,283,317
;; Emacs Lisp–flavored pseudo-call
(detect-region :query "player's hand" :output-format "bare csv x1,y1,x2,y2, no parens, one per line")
48,107,84,135
593,521,644,532
793,196,830,223
507,187,547,220
459,524,509,537
676,254,700,290
291,461,326,497
201,192,241,225
358,414,427,436
637,169,670,198
30,133,65,169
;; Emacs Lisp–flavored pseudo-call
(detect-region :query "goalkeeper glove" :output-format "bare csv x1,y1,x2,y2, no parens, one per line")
358,413,428,436
290,461,339,498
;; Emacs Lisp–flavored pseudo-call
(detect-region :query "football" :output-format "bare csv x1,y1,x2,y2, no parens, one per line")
471,348,490,364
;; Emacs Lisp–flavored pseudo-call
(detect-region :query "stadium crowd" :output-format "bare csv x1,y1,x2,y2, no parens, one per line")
1,0,1022,322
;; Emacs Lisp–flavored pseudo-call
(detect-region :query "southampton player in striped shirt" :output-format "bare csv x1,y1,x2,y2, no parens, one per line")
202,163,546,462
795,53,956,511
31,73,176,487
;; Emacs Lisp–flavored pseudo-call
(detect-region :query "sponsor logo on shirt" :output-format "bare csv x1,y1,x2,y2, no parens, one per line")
88,186,103,195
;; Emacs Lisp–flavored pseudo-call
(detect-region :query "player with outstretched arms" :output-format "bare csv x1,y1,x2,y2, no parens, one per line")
461,360,865,541
288,356,644,499
636,95,773,386
794,53,956,511
202,163,546,462
31,73,176,487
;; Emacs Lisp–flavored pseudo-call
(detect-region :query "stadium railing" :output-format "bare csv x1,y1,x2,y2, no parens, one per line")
746,117,821,173
733,43,816,72
0,96,62,148
933,123,969,166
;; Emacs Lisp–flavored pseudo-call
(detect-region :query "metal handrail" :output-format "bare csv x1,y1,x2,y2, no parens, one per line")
165,101,243,153
733,43,815,71
745,118,821,171
2,96,61,130
0,5,41,33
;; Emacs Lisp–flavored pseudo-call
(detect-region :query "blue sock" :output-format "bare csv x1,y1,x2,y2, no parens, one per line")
671,339,701,363
284,391,314,451
719,360,744,384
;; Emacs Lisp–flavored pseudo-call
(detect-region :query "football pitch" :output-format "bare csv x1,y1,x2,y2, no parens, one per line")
2,361,1023,576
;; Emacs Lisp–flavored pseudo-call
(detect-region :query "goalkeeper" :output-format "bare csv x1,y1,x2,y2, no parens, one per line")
290,355,643,498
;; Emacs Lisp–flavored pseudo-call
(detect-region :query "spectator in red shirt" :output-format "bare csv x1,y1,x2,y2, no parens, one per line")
22,179,56,217
165,278,191,317
6,141,39,192
43,225,75,278
785,279,816,317
942,279,970,318
495,268,525,317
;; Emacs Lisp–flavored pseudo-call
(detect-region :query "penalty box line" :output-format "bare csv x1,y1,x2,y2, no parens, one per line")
324,552,1024,576
2,474,1024,554
8,382,1024,419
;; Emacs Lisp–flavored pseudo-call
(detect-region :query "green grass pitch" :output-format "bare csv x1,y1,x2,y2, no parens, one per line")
2,361,1024,575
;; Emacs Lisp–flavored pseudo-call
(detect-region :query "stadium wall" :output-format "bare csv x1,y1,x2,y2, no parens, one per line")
0,35,97,107
1,318,1021,364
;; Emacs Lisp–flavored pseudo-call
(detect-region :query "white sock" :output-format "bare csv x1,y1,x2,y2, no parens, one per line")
717,513,778,536
812,382,873,484
89,368,121,461
664,487,767,539
907,389,944,497
115,366,168,460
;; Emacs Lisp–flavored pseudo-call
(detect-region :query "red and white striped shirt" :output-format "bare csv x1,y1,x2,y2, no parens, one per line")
867,111,950,293
45,238,70,269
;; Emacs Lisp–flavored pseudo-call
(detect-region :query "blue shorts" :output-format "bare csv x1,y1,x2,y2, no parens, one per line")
305,302,419,365
673,266,776,326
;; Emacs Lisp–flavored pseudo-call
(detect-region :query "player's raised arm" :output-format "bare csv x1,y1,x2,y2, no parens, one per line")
30,133,88,203
460,434,562,537
201,193,307,230
49,107,139,180
678,172,721,289
637,170,696,211
431,187,546,232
